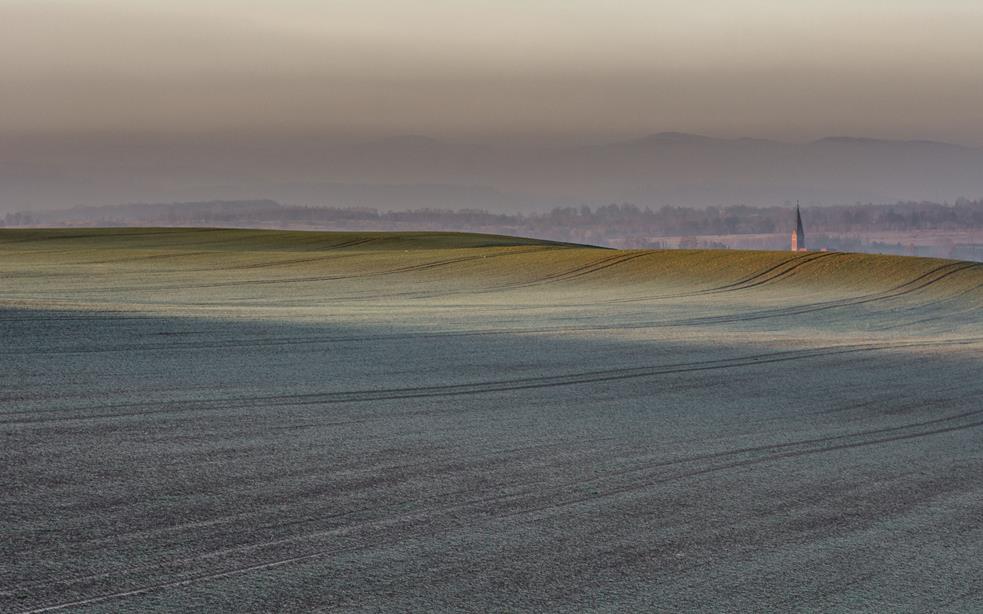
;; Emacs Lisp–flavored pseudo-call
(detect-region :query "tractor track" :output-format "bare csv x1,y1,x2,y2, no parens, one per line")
5,337,980,425
12,388,983,613
47,246,555,295
4,263,981,356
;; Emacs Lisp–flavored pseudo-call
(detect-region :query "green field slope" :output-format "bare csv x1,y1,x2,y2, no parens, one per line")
1,228,980,337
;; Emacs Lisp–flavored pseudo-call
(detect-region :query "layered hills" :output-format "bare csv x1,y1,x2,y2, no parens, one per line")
4,133,983,210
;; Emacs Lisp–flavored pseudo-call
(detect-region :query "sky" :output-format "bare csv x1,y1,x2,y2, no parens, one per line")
4,0,983,144
3,1,983,212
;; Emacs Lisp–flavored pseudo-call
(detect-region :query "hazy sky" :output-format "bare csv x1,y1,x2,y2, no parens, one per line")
4,0,983,144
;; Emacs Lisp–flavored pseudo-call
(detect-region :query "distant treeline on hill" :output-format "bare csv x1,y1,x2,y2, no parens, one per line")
4,198,983,247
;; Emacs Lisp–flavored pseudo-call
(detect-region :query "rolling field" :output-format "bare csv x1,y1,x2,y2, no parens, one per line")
2,228,983,612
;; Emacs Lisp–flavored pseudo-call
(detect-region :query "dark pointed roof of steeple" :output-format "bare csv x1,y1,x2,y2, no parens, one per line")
794,203,804,237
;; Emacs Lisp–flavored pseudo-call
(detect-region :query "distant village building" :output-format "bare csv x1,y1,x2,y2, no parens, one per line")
791,203,807,252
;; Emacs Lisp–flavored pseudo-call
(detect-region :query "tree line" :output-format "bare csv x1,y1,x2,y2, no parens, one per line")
4,198,983,243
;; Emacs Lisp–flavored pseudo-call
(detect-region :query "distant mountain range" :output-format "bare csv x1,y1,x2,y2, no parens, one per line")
2,133,982,211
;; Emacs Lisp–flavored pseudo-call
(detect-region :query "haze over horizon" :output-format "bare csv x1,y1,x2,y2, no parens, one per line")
3,1,983,212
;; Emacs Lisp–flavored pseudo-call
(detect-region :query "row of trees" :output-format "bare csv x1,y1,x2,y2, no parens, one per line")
5,198,983,239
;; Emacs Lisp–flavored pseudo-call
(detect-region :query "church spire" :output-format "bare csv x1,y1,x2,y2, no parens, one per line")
791,201,805,251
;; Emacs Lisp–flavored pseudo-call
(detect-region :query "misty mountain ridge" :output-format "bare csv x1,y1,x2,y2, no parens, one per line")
616,132,978,149
1,133,981,212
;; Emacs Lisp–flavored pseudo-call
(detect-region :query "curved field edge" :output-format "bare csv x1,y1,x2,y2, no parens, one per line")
0,228,592,251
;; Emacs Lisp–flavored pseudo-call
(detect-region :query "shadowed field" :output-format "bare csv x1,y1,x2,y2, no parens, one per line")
2,229,982,612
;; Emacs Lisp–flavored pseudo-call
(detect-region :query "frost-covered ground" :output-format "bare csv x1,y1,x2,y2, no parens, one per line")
2,229,982,612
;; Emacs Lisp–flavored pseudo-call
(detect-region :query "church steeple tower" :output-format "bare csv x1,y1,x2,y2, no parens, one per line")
791,202,806,252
